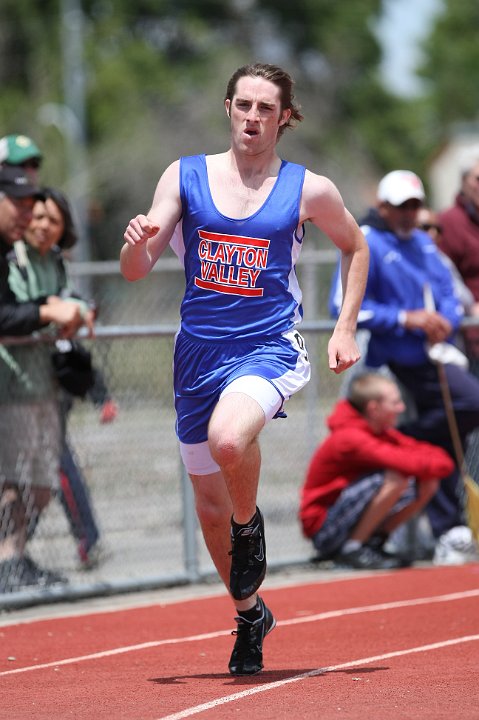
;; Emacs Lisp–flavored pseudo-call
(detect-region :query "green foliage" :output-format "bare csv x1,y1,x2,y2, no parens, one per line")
0,0,475,259
420,0,479,126
344,80,435,175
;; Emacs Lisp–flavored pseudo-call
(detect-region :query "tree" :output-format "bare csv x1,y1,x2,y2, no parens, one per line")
0,0,458,257
420,0,479,127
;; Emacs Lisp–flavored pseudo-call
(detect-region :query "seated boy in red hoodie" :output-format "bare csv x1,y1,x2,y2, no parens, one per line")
299,373,454,569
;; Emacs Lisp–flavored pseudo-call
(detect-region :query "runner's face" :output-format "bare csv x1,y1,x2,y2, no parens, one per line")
225,76,291,154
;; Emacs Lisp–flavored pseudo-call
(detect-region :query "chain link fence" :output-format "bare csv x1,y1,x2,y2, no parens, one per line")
1,252,478,609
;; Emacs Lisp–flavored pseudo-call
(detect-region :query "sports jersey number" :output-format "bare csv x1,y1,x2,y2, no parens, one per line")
293,331,309,362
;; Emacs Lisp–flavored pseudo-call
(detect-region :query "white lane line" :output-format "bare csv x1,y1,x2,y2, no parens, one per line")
279,588,479,627
157,634,479,720
1,588,478,678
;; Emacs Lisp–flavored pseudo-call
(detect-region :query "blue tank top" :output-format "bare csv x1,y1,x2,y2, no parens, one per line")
171,154,306,341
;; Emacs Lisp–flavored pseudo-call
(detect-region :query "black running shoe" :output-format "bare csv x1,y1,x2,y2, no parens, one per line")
334,545,404,570
228,597,276,676
366,536,412,568
229,507,266,601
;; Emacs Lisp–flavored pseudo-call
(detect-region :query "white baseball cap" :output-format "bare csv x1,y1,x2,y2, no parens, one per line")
377,170,425,206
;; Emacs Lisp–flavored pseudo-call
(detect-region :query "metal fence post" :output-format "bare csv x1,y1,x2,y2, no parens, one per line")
180,458,200,581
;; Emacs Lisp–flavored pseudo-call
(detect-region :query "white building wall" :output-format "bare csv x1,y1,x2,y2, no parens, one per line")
429,128,479,211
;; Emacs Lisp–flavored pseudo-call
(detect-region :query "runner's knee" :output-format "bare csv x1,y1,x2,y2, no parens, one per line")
208,393,264,465
208,431,248,467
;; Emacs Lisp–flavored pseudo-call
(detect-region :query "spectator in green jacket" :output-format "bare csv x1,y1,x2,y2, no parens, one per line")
0,171,87,594
9,187,109,570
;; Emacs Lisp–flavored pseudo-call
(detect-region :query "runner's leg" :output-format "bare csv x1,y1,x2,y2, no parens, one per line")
207,392,265,525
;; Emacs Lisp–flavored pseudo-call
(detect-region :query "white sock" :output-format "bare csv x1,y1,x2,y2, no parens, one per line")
342,539,362,554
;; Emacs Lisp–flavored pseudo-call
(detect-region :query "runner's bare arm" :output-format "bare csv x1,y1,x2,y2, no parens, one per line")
120,161,182,281
301,171,369,373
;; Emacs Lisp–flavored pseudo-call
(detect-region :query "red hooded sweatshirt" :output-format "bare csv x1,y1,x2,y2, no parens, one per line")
299,399,455,538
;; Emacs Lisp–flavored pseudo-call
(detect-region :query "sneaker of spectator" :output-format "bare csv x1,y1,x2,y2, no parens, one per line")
432,525,479,565
78,539,109,570
21,555,68,587
386,513,436,561
334,544,404,570
0,555,67,594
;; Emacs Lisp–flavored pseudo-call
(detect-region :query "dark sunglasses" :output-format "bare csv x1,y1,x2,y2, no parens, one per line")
419,223,443,233
6,158,42,171
396,199,423,211
20,158,42,170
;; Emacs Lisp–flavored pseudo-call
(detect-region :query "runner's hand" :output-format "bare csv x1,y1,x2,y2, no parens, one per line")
123,214,160,247
328,329,361,374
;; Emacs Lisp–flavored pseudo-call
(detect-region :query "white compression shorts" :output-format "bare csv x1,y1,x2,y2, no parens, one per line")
179,375,283,476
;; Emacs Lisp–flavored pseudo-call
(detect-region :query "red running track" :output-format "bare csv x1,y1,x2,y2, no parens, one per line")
1,565,479,720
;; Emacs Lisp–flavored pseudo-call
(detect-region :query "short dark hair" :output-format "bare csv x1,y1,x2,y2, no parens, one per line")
41,186,78,250
348,373,396,414
224,63,303,138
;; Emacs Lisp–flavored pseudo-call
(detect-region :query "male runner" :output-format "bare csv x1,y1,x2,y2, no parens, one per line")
121,63,369,675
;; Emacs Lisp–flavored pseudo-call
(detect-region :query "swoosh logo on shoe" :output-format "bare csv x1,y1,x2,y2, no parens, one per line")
239,528,254,536
254,540,264,562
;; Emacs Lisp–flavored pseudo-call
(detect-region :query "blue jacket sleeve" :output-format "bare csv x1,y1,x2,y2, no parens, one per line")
328,258,342,318
329,246,405,335
358,248,406,334
428,250,464,331
332,229,463,338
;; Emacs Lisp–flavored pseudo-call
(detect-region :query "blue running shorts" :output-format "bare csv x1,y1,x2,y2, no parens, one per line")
174,328,310,474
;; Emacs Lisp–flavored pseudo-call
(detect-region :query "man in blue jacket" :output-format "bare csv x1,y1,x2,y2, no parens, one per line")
330,170,479,562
